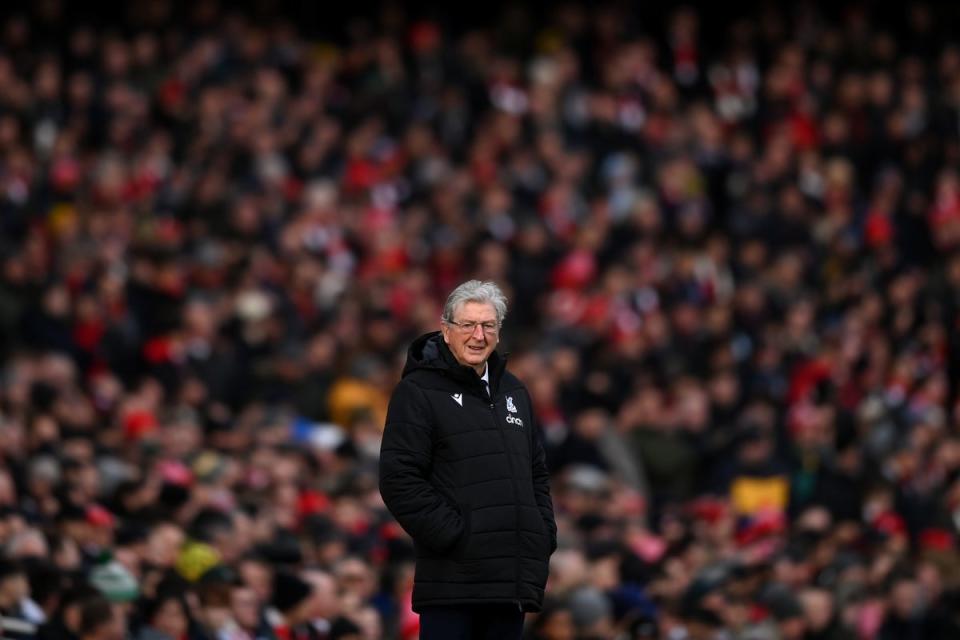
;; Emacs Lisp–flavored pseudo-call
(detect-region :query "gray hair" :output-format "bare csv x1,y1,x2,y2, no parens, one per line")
442,280,508,325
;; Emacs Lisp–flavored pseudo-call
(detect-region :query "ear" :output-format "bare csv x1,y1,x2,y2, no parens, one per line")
440,325,450,344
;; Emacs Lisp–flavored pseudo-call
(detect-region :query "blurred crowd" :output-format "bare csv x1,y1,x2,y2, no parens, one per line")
1,0,960,638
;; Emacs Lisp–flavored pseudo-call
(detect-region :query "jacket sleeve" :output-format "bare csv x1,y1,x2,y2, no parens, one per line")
379,378,465,553
527,389,558,554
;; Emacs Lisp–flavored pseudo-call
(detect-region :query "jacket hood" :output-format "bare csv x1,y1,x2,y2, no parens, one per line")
401,331,447,377
402,331,507,394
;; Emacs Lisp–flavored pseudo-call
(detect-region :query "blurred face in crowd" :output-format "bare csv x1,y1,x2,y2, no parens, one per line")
83,604,126,640
145,523,184,568
350,606,382,640
7,527,49,558
536,607,575,640
53,535,82,570
301,570,339,621
778,614,806,640
201,600,233,633
0,470,17,506
63,459,100,504
441,301,499,374
890,578,922,619
208,522,241,565
231,585,261,630
0,511,25,547
239,558,272,604
0,572,28,609
799,588,834,632
547,549,588,594
335,557,376,601
151,597,188,638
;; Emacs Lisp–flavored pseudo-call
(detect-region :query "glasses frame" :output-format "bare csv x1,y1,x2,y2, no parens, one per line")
444,319,501,335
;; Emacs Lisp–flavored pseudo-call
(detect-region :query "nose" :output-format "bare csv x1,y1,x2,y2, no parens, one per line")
470,324,486,339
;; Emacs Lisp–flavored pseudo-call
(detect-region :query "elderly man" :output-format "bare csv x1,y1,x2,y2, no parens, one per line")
379,280,557,639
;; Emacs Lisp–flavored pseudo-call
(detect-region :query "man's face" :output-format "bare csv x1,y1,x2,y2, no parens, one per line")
441,301,499,373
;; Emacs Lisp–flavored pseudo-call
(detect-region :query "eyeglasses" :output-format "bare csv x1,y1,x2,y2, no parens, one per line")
445,319,500,335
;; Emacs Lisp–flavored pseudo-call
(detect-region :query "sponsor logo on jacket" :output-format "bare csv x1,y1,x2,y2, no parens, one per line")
505,397,523,426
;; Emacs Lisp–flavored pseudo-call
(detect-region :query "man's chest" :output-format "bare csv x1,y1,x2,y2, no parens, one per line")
426,387,533,458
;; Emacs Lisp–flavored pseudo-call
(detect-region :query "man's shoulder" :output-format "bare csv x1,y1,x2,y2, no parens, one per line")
396,368,461,394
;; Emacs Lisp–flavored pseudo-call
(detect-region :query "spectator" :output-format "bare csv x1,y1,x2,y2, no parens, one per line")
524,597,575,640
133,591,189,640
77,597,125,640
36,583,103,640
0,1,960,637
0,559,42,638
267,569,334,639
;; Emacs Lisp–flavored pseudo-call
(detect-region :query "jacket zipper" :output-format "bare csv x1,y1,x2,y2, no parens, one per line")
489,393,523,611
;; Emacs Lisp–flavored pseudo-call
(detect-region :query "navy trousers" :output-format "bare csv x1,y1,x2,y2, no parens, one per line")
419,604,525,640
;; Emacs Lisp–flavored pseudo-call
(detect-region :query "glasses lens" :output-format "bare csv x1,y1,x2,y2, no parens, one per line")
453,321,497,334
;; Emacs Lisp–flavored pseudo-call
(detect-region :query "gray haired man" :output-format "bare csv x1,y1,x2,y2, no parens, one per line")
379,280,557,639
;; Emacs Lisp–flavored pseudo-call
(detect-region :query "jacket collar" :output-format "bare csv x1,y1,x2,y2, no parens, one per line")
403,331,508,397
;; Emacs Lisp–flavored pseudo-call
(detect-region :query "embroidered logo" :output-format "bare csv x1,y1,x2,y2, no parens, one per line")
451,393,463,406
506,396,518,413
506,415,524,427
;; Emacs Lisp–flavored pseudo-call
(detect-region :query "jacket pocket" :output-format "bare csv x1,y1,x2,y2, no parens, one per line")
535,511,557,555
452,502,472,556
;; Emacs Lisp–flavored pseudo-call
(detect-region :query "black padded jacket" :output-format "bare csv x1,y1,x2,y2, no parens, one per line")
379,332,557,612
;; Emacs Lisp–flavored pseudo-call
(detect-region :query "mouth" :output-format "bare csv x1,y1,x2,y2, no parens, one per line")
466,344,486,355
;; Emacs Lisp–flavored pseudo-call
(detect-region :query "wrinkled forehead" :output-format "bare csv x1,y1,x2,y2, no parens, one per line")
450,300,498,321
